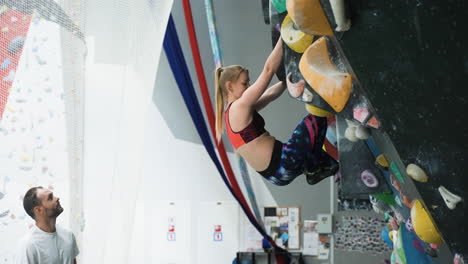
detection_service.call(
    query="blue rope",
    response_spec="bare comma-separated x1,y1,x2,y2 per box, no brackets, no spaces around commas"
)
163,16,290,260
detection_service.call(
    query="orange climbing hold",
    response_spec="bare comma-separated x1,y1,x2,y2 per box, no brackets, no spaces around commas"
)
286,0,333,36
401,194,413,209
299,37,352,112
367,116,381,129
391,174,402,192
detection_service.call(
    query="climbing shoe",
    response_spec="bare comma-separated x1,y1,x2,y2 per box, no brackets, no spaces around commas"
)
305,163,339,185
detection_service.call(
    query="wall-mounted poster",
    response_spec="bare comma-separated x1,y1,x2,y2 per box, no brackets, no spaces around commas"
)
197,201,239,264
318,235,330,260
303,220,319,256
152,201,191,264
263,206,300,250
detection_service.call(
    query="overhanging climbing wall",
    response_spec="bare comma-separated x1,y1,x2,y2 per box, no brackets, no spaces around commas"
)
265,0,467,262
335,0,468,258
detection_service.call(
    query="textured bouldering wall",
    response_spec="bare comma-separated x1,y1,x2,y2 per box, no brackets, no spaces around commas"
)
333,0,468,257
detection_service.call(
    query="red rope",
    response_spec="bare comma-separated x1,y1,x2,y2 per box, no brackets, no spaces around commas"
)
181,0,255,219
181,3,289,259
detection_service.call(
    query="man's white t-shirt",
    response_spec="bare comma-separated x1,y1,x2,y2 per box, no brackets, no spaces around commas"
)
15,225,79,264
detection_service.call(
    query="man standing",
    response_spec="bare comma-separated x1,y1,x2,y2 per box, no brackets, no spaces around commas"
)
15,187,79,264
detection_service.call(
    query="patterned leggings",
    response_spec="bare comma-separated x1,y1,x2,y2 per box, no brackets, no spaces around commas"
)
259,114,337,186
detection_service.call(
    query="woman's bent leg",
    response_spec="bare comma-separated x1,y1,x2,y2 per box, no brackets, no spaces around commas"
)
265,114,338,186
266,114,318,185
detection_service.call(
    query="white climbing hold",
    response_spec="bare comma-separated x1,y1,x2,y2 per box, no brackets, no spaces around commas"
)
3,70,15,82
345,119,359,127
406,163,428,182
355,125,370,140
35,55,46,65
329,0,351,32
302,88,313,102
344,126,358,142
438,186,462,210
405,218,414,233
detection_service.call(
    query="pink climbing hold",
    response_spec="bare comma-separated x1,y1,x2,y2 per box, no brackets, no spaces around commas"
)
412,239,425,253
454,254,465,264
286,73,305,98
390,217,399,231
361,169,379,188
367,116,381,129
353,107,370,123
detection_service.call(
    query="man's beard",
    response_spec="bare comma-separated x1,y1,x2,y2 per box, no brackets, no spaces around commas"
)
47,204,64,218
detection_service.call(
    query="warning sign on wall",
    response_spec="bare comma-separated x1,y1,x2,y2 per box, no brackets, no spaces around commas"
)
213,225,223,242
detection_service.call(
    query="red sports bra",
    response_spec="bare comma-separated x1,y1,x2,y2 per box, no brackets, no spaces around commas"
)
225,103,266,150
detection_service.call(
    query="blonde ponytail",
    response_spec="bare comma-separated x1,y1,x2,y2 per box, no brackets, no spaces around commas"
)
214,65,248,144
215,67,225,143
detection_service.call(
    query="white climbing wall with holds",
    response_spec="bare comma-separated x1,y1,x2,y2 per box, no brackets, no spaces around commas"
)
0,13,71,263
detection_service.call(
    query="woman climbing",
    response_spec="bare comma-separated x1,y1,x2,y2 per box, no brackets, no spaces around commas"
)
214,38,339,186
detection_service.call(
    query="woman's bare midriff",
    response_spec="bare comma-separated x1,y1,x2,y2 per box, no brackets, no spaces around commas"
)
237,132,276,172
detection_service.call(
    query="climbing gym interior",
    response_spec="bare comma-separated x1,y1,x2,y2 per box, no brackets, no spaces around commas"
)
0,0,466,264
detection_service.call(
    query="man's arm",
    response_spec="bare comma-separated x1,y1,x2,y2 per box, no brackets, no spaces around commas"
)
71,232,79,263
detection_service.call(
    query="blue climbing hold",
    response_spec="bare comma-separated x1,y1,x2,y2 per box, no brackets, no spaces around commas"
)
382,226,393,248
1,58,10,69
8,36,25,54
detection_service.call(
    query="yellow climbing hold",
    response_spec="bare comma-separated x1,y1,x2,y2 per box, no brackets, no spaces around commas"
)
286,0,333,36
411,200,443,244
305,104,333,117
299,37,352,112
376,154,389,168
281,15,314,53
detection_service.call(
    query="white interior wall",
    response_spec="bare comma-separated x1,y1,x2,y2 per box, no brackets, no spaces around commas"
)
142,86,278,263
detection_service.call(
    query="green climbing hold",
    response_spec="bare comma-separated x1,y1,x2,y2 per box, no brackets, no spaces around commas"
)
384,212,392,221
390,161,405,183
0,5,8,16
395,195,403,207
371,192,396,206
272,0,287,13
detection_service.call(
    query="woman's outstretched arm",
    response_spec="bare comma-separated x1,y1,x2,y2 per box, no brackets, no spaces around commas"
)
236,38,283,108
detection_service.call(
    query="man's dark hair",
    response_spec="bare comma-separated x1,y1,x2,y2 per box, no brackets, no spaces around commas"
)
23,187,43,219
